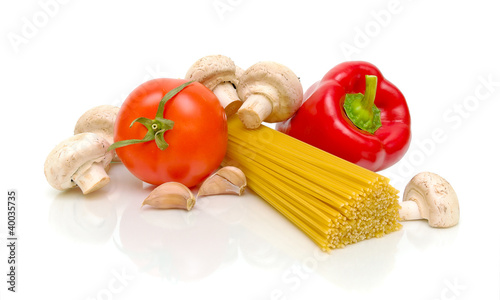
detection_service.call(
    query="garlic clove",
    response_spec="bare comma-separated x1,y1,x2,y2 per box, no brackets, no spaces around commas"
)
198,166,247,197
142,182,195,210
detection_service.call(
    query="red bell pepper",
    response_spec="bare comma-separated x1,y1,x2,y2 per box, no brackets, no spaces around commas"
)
276,61,411,172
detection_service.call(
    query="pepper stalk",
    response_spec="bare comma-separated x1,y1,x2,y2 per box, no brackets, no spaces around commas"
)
343,75,382,134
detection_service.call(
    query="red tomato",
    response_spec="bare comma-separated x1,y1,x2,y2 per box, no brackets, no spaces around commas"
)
114,78,227,187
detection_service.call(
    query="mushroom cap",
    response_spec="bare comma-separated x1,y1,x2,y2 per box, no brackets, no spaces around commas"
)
235,65,245,79
44,133,113,191
403,172,460,228
185,55,238,90
74,105,120,145
237,61,303,123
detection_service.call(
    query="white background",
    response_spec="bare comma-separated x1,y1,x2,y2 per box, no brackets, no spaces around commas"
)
1,0,499,299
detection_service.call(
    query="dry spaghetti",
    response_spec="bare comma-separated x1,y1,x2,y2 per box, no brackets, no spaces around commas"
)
223,116,401,252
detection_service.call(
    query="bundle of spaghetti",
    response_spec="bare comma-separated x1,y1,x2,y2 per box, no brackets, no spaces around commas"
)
223,116,402,252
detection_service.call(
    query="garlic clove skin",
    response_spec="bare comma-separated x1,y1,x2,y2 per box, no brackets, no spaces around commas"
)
142,182,196,211
198,166,247,197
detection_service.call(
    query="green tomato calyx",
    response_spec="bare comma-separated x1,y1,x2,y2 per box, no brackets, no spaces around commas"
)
108,81,193,152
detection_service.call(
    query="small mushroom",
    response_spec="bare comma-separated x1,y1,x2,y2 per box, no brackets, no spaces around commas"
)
44,133,113,194
236,61,303,129
399,172,459,228
197,166,247,197
74,105,120,162
142,182,195,210
185,55,243,117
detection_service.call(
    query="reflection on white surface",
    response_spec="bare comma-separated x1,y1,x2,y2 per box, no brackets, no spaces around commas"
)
116,199,236,281
47,164,411,290
40,160,489,300
319,230,403,291
49,189,118,244
403,220,460,251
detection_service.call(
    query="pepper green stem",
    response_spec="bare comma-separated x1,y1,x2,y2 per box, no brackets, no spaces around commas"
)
362,75,377,110
343,75,382,134
108,81,193,152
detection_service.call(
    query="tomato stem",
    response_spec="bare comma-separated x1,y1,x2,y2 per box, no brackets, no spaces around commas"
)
108,81,194,151
155,81,194,119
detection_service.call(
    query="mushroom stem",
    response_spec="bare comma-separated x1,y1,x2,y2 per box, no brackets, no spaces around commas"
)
72,162,110,195
237,94,273,129
399,200,422,221
213,82,243,117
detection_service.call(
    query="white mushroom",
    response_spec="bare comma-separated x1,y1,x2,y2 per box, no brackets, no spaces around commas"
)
74,105,120,161
236,61,303,129
185,55,243,117
399,172,459,228
44,133,113,194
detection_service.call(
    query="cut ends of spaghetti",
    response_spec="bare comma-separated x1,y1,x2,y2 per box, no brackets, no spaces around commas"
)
224,116,401,252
